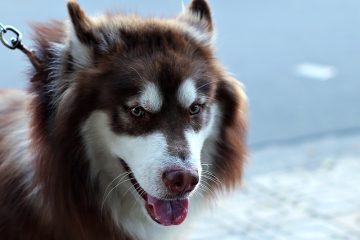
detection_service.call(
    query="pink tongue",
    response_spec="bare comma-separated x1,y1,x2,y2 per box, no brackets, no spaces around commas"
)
146,195,189,226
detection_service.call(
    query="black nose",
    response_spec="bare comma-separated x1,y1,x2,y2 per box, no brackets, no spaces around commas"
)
162,169,199,194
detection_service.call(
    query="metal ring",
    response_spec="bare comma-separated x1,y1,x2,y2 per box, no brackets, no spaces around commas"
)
0,23,5,33
0,25,22,50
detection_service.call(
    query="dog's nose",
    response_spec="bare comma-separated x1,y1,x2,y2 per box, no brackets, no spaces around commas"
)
162,169,199,194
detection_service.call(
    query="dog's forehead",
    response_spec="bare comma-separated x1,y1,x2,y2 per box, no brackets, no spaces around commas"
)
105,24,216,110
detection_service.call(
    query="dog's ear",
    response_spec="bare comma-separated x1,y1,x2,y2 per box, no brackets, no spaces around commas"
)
67,0,98,46
66,1,120,66
188,0,213,31
178,0,213,43
66,1,102,68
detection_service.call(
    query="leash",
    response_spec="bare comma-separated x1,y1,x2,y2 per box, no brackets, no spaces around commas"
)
0,22,42,71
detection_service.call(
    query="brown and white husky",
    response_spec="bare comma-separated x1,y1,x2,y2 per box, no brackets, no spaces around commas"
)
0,0,247,239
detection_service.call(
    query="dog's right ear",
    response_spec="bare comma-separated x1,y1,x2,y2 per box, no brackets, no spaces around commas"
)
67,0,98,46
66,1,102,68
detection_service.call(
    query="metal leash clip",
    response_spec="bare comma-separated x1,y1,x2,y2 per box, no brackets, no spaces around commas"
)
0,23,22,50
0,22,42,72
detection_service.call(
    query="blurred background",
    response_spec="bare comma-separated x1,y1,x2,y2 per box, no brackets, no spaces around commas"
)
1,1,359,239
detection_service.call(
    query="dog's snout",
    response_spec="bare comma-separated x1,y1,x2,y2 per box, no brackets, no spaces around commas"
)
162,169,199,194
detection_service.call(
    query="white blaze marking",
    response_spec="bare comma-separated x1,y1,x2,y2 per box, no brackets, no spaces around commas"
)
140,82,163,112
295,63,337,81
177,79,197,108
184,104,218,170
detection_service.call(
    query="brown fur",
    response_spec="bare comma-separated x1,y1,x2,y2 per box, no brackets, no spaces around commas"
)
0,1,247,239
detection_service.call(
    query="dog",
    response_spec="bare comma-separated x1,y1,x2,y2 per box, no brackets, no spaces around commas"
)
0,1,247,239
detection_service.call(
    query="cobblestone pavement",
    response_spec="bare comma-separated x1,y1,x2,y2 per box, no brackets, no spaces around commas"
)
191,135,360,240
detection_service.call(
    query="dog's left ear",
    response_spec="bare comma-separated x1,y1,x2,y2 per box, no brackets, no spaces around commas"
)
178,0,214,43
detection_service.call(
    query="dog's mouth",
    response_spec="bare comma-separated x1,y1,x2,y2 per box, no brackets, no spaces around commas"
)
119,159,189,226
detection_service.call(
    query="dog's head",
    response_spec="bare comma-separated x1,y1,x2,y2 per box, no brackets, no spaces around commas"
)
31,0,247,229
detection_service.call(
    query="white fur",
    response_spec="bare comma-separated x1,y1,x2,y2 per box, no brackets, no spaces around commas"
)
127,82,164,112
177,79,197,108
67,21,93,68
176,7,214,46
140,82,163,112
185,104,219,169
0,100,33,169
182,23,214,45
110,132,170,197
81,111,118,180
0,95,48,218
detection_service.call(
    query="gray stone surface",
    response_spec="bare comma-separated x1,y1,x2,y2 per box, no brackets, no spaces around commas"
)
191,135,360,240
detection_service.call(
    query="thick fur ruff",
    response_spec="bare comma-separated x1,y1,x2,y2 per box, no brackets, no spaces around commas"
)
0,1,247,239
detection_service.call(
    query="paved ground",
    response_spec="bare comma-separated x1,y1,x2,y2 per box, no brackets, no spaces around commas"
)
191,134,360,240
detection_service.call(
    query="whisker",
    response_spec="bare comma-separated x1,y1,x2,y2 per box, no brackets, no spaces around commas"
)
201,173,219,183
192,189,205,199
129,66,146,82
101,177,133,215
202,175,222,188
197,185,211,195
103,171,131,199
120,180,138,200
202,170,222,184
102,172,130,204
199,183,216,195
130,187,145,209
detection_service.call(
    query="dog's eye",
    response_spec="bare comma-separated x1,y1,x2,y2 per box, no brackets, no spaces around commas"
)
189,103,202,115
130,106,145,117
